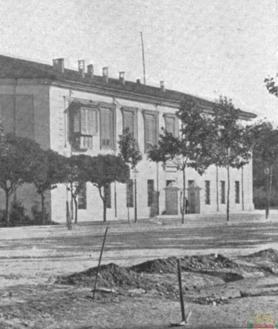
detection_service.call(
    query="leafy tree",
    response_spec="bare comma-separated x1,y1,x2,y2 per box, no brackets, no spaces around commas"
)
31,149,66,224
247,121,278,218
0,132,42,225
118,128,142,222
212,97,252,222
149,97,214,224
83,154,130,223
63,155,88,224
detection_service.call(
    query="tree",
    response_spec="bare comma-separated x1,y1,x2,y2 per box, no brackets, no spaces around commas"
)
63,155,88,224
84,154,130,223
212,97,252,222
118,128,142,222
247,121,278,218
148,97,215,224
0,132,42,225
31,149,66,224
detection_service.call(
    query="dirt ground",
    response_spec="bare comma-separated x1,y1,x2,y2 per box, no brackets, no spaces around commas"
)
0,216,278,328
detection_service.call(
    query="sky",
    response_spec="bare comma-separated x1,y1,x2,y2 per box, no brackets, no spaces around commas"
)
0,0,277,121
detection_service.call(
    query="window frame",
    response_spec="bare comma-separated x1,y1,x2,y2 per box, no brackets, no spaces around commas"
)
121,106,138,140
147,179,155,207
99,103,116,150
163,113,179,137
205,180,210,205
235,181,240,204
78,183,87,210
220,180,226,204
142,110,159,153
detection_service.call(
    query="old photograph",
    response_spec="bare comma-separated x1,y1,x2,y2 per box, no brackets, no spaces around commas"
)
0,0,278,328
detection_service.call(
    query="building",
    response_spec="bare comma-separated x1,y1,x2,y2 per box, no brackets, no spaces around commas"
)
0,55,256,222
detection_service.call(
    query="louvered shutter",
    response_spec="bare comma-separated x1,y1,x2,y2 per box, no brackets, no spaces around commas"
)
80,107,88,135
165,116,175,135
123,110,134,136
88,109,97,136
0,95,14,133
101,108,114,148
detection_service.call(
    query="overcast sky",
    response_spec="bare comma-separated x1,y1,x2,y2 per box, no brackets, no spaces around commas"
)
0,0,277,121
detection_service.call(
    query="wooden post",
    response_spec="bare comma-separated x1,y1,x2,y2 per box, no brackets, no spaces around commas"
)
177,259,186,323
92,226,109,300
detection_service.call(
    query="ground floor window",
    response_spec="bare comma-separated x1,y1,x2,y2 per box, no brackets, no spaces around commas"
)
220,181,225,204
235,181,240,204
205,180,210,205
104,184,111,208
147,179,154,206
78,183,87,209
126,179,134,207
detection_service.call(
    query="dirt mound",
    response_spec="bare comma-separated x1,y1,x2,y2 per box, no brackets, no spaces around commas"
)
243,249,278,262
56,263,146,289
131,254,238,274
130,257,177,273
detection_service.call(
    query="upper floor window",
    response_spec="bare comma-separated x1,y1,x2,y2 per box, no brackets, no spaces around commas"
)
69,103,97,151
100,107,115,149
143,111,158,152
164,114,179,137
122,107,137,138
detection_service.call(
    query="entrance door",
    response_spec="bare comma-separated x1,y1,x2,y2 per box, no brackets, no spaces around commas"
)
165,186,179,215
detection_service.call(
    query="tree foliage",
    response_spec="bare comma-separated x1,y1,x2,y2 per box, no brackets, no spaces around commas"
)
148,97,215,223
118,128,142,169
31,149,66,224
82,154,130,222
0,133,42,224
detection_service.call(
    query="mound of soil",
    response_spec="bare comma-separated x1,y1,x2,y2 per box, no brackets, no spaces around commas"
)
56,263,146,289
243,249,278,262
131,254,239,274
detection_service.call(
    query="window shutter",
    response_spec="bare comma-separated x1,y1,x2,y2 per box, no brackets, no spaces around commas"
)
88,109,97,136
101,108,113,148
73,110,80,133
165,116,175,135
80,107,88,135
123,110,134,136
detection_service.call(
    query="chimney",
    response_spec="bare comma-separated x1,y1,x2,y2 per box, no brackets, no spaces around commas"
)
102,67,109,83
87,64,94,78
78,60,85,77
136,78,141,85
160,80,165,92
119,71,125,85
52,58,64,73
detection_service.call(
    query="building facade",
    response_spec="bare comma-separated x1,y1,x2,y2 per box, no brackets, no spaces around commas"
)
0,55,255,222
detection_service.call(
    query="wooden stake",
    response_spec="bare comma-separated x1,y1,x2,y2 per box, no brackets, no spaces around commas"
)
177,259,186,323
92,226,109,300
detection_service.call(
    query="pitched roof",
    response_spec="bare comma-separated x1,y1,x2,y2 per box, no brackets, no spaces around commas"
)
0,54,256,118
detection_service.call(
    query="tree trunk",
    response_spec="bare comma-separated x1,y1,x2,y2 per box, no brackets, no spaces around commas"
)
181,167,186,224
134,177,137,223
216,166,219,212
4,190,10,225
41,192,46,225
73,196,78,224
103,197,107,223
226,165,230,222
265,169,271,219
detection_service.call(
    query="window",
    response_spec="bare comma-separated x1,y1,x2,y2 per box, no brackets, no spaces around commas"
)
69,104,97,150
126,179,134,207
122,109,136,137
235,181,240,204
205,180,210,205
78,183,87,209
147,179,154,207
188,180,195,188
220,181,225,204
143,111,158,152
164,114,178,137
104,184,111,208
100,107,115,149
